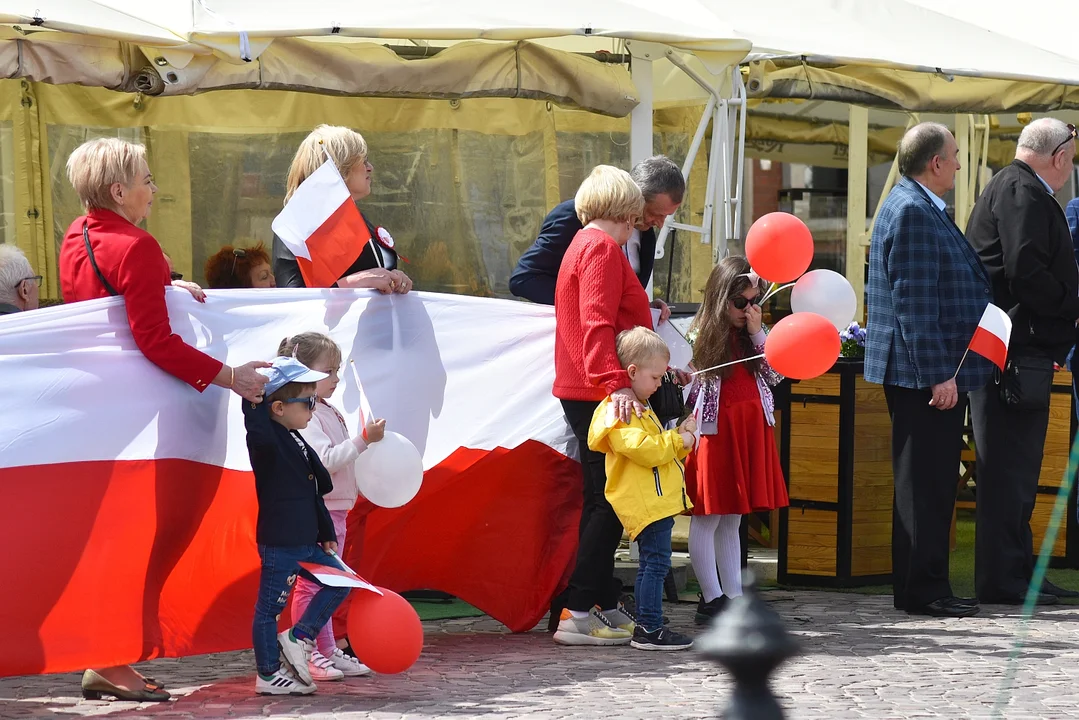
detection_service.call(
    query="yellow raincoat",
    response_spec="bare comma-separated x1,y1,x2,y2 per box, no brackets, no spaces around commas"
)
587,397,693,541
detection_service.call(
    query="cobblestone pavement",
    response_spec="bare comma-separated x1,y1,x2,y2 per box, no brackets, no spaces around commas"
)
2,590,1079,719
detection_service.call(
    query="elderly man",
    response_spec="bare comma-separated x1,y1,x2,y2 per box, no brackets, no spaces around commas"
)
0,245,40,315
509,155,684,321
865,122,993,618
966,117,1079,605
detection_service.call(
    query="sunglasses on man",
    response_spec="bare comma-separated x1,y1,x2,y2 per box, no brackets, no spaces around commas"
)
1052,123,1077,157
283,395,318,411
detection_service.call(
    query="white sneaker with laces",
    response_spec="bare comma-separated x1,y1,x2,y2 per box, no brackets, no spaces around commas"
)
308,650,345,681
330,647,372,677
255,667,316,696
277,629,315,686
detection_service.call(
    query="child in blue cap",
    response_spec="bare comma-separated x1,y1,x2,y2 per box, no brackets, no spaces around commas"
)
244,356,349,696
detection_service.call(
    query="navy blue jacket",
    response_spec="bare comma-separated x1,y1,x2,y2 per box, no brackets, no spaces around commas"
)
1065,197,1079,269
243,398,337,547
967,160,1079,364
864,176,993,392
509,199,657,305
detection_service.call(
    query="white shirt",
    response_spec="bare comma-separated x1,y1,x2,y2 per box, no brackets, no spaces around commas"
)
915,181,947,212
624,229,641,274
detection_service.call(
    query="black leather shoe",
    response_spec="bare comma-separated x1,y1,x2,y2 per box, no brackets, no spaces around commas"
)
953,596,979,607
1041,580,1079,598
907,597,980,618
980,592,1059,606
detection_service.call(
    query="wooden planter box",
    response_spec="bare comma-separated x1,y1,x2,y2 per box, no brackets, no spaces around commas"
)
773,362,1079,588
774,358,892,587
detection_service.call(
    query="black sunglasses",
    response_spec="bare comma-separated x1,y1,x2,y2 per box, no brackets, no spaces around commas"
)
731,295,761,310
283,395,318,411
1052,124,1077,157
14,275,42,290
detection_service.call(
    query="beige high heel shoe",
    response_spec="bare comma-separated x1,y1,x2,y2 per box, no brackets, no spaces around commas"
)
81,666,171,702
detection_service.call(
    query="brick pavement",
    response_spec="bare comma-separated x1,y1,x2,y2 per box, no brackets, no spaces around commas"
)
2,590,1078,719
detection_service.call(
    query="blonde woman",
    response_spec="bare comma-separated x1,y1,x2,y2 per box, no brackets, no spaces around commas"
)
272,125,412,293
550,165,653,647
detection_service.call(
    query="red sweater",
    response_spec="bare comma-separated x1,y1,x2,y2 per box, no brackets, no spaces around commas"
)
553,227,653,401
59,209,223,391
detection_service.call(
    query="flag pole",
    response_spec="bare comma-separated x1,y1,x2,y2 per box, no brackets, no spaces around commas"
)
952,347,970,380
349,359,369,440
691,353,765,376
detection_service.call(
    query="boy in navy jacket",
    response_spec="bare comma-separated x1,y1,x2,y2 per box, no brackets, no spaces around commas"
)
244,356,349,696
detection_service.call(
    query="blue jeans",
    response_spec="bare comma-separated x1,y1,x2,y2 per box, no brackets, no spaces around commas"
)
634,516,675,633
253,544,350,675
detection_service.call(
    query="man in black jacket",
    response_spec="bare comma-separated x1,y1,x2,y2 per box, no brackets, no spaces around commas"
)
966,117,1079,605
509,155,684,321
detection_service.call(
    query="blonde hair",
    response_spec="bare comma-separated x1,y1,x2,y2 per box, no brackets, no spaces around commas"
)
615,327,670,369
284,125,369,204
66,138,147,212
277,332,342,369
574,165,645,226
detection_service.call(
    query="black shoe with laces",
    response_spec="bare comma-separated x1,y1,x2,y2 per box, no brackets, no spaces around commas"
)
630,625,693,651
694,593,728,625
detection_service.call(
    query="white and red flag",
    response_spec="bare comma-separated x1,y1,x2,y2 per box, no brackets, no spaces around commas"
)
0,289,578,676
967,303,1012,371
271,159,370,287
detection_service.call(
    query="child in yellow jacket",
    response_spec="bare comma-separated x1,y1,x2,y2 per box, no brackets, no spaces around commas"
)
588,326,697,651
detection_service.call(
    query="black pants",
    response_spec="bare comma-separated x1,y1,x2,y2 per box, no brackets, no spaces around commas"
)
969,377,1050,600
558,399,625,612
884,385,966,609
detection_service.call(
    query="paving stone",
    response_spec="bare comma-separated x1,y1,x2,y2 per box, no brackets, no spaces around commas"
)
1,591,1078,718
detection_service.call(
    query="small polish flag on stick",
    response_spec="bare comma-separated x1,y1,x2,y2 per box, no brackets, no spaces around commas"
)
271,157,370,288
298,561,383,593
955,303,1012,376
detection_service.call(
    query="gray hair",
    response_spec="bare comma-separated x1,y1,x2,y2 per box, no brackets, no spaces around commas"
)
898,122,952,177
1017,117,1074,156
0,244,33,305
630,155,685,204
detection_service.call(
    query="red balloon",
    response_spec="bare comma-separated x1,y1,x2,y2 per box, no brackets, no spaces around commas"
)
346,587,424,674
764,312,840,380
745,212,814,283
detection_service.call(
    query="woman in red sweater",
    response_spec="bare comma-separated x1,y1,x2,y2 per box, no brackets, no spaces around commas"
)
551,165,655,646
58,138,269,702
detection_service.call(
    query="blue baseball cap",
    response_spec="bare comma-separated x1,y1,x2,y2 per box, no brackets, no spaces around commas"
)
259,356,328,396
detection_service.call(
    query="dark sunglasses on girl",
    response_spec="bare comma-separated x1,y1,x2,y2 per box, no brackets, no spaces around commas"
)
731,295,761,310
284,395,318,411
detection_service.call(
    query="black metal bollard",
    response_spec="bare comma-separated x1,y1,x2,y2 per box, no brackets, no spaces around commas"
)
695,571,799,719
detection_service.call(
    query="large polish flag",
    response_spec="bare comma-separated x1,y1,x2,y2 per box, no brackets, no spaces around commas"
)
967,302,1012,371
0,290,580,676
271,159,370,287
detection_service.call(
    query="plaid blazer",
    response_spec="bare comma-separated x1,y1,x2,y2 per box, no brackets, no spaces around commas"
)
864,177,994,392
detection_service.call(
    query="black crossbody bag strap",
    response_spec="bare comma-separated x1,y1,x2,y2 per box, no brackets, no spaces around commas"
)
82,221,119,297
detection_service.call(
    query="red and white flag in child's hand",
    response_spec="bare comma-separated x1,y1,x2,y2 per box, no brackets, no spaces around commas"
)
271,158,372,288
967,303,1012,371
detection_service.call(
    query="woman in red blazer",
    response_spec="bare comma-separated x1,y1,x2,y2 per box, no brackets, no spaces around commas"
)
549,165,657,645
58,138,270,702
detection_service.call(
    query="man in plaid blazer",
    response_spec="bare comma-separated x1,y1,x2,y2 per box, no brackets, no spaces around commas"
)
865,122,993,618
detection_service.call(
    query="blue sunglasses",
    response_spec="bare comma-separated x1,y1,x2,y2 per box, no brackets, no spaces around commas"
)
283,395,317,411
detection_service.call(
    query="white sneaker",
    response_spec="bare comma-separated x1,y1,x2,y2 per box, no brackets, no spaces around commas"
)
308,650,345,681
277,629,314,686
330,647,372,677
255,667,316,696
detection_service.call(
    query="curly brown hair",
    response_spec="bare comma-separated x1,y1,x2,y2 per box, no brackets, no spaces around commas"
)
204,243,271,289
689,256,768,381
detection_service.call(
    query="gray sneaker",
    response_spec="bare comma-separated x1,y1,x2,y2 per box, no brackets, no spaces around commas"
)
553,607,632,646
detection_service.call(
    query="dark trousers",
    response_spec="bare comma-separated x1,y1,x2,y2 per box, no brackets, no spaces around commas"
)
969,378,1050,600
558,399,625,612
884,385,965,609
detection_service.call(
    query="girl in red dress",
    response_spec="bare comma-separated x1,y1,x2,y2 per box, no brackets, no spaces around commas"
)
684,256,789,624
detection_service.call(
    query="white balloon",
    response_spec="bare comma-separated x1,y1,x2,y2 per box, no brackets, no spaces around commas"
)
790,269,857,330
355,431,424,508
